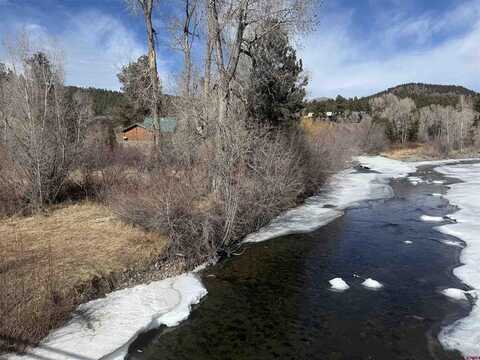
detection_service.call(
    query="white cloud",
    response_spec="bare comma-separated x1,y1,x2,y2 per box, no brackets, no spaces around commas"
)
59,11,146,89
0,8,174,91
299,1,480,98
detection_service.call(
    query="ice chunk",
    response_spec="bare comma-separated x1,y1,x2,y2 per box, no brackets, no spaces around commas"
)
408,176,423,185
404,240,413,245
361,278,383,289
431,193,442,197
440,240,464,248
441,288,468,301
329,277,350,291
433,180,445,184
420,215,444,222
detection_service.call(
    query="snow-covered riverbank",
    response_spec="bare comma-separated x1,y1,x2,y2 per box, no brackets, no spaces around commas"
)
435,162,480,357
3,274,207,360
244,156,416,243
5,156,479,360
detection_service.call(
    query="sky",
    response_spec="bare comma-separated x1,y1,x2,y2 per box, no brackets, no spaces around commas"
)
0,0,478,98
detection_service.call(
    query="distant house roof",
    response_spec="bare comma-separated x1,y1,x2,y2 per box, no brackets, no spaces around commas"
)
122,117,177,134
143,117,177,133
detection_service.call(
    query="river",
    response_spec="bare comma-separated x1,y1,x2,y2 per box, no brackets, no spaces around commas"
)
126,163,475,359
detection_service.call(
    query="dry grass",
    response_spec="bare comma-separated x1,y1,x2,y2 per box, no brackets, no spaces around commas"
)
380,143,454,161
382,143,480,161
1,202,167,284
0,202,167,350
300,118,334,137
381,143,431,160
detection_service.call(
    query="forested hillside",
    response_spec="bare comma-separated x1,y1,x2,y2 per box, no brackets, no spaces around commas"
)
305,83,479,115
366,83,478,108
65,86,125,116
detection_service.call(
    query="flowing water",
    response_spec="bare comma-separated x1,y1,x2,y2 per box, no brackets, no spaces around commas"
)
127,165,474,360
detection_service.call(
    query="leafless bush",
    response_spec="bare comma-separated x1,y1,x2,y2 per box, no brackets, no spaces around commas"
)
77,144,147,201
109,162,217,260
2,35,89,212
356,116,388,153
299,124,361,191
0,235,77,352
109,122,311,258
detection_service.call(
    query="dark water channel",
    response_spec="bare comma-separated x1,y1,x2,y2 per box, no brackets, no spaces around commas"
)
128,165,474,360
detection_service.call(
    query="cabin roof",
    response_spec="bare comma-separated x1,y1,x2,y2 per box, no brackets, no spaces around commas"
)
122,117,177,133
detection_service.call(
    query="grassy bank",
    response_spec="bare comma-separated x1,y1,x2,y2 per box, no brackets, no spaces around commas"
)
381,143,480,161
0,202,173,352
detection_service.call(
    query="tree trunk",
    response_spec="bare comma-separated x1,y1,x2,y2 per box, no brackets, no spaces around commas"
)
142,0,160,143
204,0,213,98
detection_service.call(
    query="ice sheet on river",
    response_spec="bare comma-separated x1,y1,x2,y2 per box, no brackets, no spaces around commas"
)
3,274,207,360
244,156,416,243
434,162,480,357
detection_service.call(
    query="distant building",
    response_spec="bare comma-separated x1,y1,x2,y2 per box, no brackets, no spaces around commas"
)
326,111,333,117
122,117,177,142
305,112,315,118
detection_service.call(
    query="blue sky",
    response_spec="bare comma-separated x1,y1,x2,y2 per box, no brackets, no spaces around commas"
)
0,0,478,98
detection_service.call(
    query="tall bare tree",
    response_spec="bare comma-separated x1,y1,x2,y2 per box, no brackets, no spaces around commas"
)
0,63,10,144
170,0,200,97
126,0,161,126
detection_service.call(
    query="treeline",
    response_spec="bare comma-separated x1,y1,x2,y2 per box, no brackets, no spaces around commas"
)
65,86,125,116
305,83,479,117
305,95,370,114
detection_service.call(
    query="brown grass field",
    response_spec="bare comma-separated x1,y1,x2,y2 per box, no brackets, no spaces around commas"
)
0,202,167,349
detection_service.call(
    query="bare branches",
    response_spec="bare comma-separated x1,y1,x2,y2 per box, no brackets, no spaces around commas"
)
1,34,90,211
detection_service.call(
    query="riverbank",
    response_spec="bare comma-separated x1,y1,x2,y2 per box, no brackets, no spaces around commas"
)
0,156,419,360
4,156,480,360
435,162,480,357
126,158,476,359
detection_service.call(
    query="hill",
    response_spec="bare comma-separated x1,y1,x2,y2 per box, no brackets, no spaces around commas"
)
365,83,477,108
305,83,479,114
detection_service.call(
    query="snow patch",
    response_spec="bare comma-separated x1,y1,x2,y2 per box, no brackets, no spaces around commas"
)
361,278,383,290
420,215,444,222
442,288,468,301
5,274,207,360
431,193,442,197
432,180,445,184
329,277,350,291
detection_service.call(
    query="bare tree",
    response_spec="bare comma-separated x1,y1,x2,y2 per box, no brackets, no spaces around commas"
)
2,35,89,211
203,0,213,97
208,0,318,124
0,63,10,144
370,94,416,144
126,0,161,127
